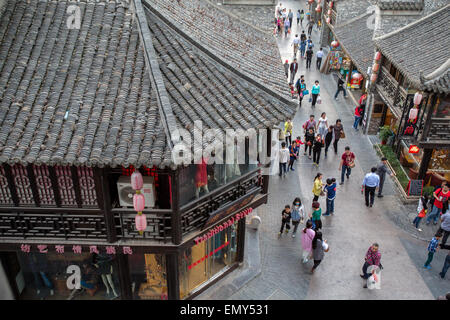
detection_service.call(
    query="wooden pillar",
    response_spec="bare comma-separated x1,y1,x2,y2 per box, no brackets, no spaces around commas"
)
237,217,246,263
166,253,180,300
70,167,83,208
171,169,182,245
48,166,62,207
95,167,116,243
418,148,433,180
117,253,132,300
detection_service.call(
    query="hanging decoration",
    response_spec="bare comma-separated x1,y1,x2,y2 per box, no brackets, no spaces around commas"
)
131,171,146,235
315,5,322,12
331,40,339,48
374,51,381,61
413,92,423,106
326,17,331,24
352,73,363,80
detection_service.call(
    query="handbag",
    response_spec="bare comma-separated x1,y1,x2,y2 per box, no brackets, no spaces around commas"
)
320,190,325,197
317,96,322,104
303,89,309,95
308,96,312,103
348,161,355,168
340,131,346,139
322,241,329,252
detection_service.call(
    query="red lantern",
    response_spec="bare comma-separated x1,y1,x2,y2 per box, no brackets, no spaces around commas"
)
331,40,339,48
326,17,331,24
308,0,314,4
317,0,321,3
409,107,418,121
371,73,377,82
330,1,334,8
408,145,420,154
414,92,423,105
131,171,143,190
133,193,145,212
315,5,322,12
374,51,381,61
372,63,380,73
135,213,147,233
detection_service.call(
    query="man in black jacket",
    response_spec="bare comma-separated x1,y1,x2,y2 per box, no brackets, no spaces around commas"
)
289,58,298,84
305,48,313,69
334,75,348,100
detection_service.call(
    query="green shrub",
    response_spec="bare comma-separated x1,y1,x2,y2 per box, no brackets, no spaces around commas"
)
423,186,434,197
378,144,410,191
378,125,393,143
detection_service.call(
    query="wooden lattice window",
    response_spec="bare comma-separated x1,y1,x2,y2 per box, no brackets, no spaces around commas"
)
0,166,13,205
33,165,56,206
77,167,97,207
55,166,77,206
11,164,34,205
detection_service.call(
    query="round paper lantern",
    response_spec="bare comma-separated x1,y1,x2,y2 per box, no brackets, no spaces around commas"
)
315,5,322,12
374,51,381,61
327,9,332,15
372,63,380,73
371,73,378,82
409,107,418,121
326,17,331,24
135,213,147,233
330,1,334,8
133,193,145,212
131,171,143,190
331,40,339,48
414,92,423,105
308,0,314,4
317,0,321,3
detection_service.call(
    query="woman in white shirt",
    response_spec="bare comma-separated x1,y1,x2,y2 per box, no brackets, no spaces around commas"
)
317,112,328,139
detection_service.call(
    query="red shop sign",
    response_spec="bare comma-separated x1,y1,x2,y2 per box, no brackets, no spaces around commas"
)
409,145,420,154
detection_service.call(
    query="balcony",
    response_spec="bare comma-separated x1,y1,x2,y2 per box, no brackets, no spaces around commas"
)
419,118,450,148
376,66,407,118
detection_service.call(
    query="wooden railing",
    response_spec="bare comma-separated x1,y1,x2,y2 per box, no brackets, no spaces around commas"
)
180,168,261,237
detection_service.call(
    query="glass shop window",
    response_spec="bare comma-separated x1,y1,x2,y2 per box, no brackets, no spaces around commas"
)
179,221,239,299
14,252,121,300
179,146,258,206
128,253,168,300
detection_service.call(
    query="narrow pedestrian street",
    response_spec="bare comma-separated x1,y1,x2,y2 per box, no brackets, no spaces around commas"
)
200,0,448,300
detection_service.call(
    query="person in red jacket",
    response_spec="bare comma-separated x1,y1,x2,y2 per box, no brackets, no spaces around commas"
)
353,105,363,131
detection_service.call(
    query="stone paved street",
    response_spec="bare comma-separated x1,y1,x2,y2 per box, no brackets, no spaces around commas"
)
198,0,449,300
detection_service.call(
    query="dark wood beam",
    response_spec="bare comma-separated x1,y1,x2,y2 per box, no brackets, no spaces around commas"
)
171,169,182,245
418,148,433,180
48,166,62,207
70,166,83,208
96,167,117,243
166,253,180,300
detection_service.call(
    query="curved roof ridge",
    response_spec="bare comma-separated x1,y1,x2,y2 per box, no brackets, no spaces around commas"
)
142,0,296,107
421,58,450,80
132,0,178,150
374,3,450,41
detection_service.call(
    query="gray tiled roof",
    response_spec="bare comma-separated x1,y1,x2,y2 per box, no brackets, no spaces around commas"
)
333,13,375,76
0,0,170,168
377,0,424,10
334,0,376,26
143,0,290,99
0,0,296,168
220,4,275,32
375,4,450,91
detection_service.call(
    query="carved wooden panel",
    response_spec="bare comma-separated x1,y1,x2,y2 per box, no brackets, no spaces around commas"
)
77,167,97,207
181,172,261,236
0,167,13,205
114,212,172,242
11,165,34,205
55,166,77,206
33,165,56,206
0,213,107,239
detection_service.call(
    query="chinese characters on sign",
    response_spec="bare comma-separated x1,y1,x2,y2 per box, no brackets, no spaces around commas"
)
19,244,129,255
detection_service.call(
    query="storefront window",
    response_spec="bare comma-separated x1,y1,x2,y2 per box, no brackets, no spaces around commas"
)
179,162,258,206
179,221,239,299
15,252,121,300
128,253,168,300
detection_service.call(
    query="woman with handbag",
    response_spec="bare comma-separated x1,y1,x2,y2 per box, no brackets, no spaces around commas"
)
284,119,293,145
332,119,344,154
312,172,325,202
311,231,329,274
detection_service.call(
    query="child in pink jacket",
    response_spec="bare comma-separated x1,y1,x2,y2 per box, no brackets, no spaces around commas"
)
301,220,316,263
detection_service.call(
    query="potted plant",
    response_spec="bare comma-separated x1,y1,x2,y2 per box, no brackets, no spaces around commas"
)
378,125,392,145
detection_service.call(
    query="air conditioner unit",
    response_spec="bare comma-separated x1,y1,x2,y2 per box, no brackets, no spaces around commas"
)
117,176,156,208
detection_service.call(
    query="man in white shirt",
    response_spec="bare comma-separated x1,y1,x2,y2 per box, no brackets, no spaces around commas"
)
292,34,300,57
279,142,290,177
316,47,324,70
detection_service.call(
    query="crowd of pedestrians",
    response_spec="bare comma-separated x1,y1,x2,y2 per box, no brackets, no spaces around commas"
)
274,2,449,295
